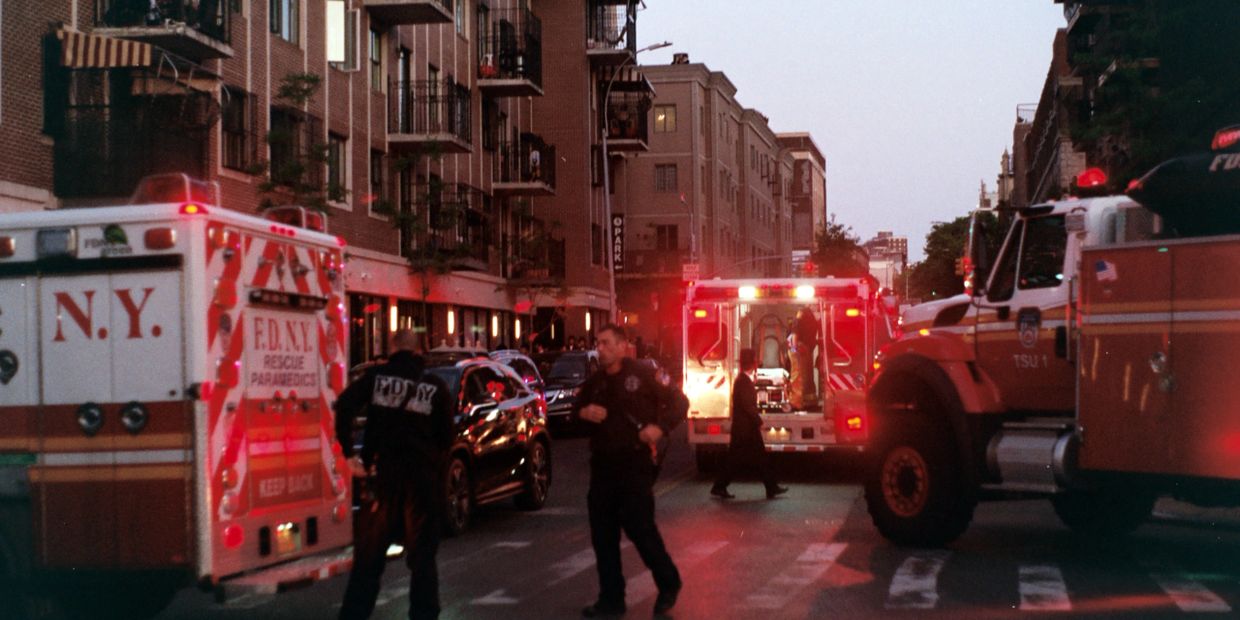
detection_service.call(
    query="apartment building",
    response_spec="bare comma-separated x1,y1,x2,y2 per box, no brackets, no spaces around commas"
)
1,0,576,364
776,132,826,272
612,55,804,359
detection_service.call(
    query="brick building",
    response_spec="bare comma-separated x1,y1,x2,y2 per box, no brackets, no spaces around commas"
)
775,132,826,273
0,0,604,364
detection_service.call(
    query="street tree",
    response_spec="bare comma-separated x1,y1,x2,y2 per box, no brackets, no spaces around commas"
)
809,215,868,278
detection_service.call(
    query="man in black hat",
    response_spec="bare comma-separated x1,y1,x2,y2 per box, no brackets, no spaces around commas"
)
711,348,788,500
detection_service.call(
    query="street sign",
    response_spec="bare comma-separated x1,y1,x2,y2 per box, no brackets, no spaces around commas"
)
682,262,699,281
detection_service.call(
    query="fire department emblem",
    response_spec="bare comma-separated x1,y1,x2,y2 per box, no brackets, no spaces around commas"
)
625,375,641,392
1017,309,1041,349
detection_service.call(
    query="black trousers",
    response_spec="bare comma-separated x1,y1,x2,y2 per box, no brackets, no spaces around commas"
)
339,470,441,620
588,454,681,606
714,438,779,490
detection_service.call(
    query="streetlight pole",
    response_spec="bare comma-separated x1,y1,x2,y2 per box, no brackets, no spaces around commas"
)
601,40,671,323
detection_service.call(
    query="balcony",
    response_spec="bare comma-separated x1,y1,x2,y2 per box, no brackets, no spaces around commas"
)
401,184,490,272
94,0,233,60
587,0,636,67
508,234,566,283
603,91,650,152
478,8,542,97
389,80,472,154
364,0,452,26
493,134,555,197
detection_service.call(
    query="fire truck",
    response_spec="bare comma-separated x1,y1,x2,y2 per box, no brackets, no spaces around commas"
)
0,175,353,616
683,277,896,471
864,128,1240,546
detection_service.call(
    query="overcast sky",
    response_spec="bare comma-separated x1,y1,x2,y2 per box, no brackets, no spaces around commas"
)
636,1,1067,261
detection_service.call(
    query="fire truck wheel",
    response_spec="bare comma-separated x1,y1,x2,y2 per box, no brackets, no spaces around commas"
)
1050,487,1155,537
864,416,974,547
515,439,552,511
443,456,473,537
694,446,720,474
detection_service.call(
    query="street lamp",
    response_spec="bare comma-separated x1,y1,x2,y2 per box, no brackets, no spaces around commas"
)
601,40,672,323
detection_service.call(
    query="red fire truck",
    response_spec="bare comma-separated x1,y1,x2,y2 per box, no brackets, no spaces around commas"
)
683,278,897,471
864,129,1240,546
0,175,353,616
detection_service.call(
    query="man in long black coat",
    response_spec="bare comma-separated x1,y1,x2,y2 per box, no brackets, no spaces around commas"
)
710,348,788,500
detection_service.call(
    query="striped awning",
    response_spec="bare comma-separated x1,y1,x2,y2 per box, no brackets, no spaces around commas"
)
610,66,655,94
57,29,153,68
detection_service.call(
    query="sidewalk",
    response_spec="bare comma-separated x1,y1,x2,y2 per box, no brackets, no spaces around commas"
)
1150,498,1240,530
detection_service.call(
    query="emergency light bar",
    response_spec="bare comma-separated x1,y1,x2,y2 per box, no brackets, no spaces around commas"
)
130,173,219,206
691,283,859,301
265,205,330,234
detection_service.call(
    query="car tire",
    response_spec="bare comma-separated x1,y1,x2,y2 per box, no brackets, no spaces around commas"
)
864,415,974,547
515,440,551,511
443,456,472,537
1051,486,1154,537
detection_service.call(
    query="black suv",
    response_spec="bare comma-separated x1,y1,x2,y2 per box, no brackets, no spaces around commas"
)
533,351,599,425
350,356,552,536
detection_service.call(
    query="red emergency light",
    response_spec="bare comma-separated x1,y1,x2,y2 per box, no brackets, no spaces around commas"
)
1076,167,1108,189
1212,126,1240,152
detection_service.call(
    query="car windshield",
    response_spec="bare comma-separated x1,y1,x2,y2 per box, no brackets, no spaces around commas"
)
546,357,588,382
424,367,463,407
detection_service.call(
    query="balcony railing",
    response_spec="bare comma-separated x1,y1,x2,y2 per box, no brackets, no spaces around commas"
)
493,135,555,197
364,0,452,25
508,235,566,281
604,92,649,151
95,0,233,60
401,183,490,271
389,80,472,154
587,0,636,66
478,8,542,97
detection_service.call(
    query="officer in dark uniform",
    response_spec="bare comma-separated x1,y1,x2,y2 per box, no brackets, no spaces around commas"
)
575,324,687,618
710,348,788,499
334,329,453,620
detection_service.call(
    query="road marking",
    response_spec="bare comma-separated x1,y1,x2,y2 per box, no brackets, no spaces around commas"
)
654,468,695,498
374,585,409,609
547,541,632,586
471,589,520,606
520,506,582,516
1019,564,1072,611
223,593,272,610
744,542,848,610
625,541,729,603
441,540,534,570
1149,573,1231,613
494,541,533,549
885,550,950,610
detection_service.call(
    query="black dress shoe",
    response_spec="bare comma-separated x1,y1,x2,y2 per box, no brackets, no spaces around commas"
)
654,582,682,614
766,485,789,499
581,601,626,617
710,486,734,499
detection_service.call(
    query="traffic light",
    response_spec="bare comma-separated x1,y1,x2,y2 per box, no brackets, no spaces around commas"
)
802,259,817,276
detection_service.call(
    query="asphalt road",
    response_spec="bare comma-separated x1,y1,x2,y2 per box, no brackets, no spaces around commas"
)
155,425,1240,619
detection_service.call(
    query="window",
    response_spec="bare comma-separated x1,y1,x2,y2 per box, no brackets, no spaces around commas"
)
654,164,677,192
329,9,359,71
482,98,499,150
656,225,678,251
222,87,254,171
592,224,603,265
369,29,383,91
270,0,299,43
654,105,676,133
370,150,386,209
269,107,301,186
1017,215,1067,290
455,0,468,37
987,220,1023,303
327,134,347,201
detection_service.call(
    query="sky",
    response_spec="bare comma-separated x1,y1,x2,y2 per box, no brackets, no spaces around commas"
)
636,1,1068,262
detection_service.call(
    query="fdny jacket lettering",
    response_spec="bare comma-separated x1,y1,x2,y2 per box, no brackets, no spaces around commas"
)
372,375,439,415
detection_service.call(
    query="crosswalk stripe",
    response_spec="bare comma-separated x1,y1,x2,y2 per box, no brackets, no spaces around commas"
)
1019,564,1072,611
744,542,848,610
1149,573,1232,613
624,540,729,604
546,541,633,587
885,550,950,610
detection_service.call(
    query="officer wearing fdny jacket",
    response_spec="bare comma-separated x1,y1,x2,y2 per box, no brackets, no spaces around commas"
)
334,329,452,620
575,324,687,618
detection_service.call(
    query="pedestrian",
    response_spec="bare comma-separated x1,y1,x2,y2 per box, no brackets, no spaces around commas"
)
575,324,687,618
711,348,788,500
334,329,453,620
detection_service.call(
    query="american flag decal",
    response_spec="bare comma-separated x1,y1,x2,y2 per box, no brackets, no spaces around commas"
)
1095,259,1118,282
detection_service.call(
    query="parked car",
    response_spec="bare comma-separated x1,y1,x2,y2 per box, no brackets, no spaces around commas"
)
533,350,599,425
489,349,547,396
348,356,552,536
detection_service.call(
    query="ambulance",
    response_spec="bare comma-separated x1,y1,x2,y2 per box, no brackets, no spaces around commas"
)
683,277,896,471
864,128,1240,546
0,175,353,615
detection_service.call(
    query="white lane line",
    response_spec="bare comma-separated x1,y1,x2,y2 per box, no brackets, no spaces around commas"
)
625,541,730,604
471,589,520,606
494,541,532,549
1019,564,1072,611
547,541,633,586
885,551,950,610
374,585,409,608
441,540,534,570
1149,573,1231,613
744,542,848,610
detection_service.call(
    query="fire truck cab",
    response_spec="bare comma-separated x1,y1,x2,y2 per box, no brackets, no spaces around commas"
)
0,175,353,616
866,129,1240,546
683,278,896,471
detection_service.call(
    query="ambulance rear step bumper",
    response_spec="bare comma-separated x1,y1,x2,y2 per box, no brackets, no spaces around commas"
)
214,547,353,601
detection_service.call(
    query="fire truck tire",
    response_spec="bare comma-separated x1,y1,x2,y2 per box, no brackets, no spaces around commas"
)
864,416,974,547
515,439,552,511
443,455,473,537
694,446,720,474
1050,487,1155,537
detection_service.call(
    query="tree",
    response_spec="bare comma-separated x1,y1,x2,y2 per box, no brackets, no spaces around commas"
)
500,203,569,348
253,73,345,211
809,215,868,278
905,212,1005,302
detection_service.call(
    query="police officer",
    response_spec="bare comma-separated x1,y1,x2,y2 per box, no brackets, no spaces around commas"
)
711,348,788,500
335,329,452,620
576,324,686,618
